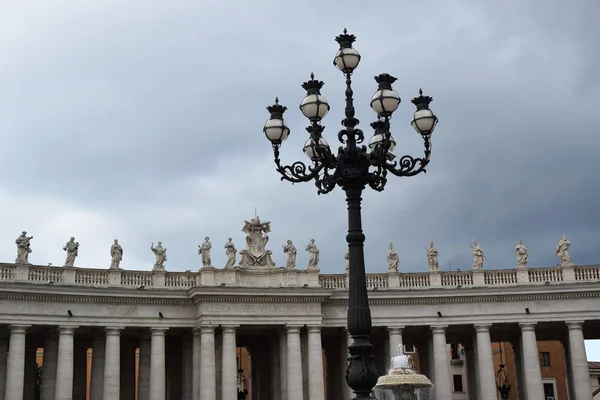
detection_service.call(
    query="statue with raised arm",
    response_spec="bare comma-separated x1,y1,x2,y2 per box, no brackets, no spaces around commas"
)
282,240,297,269
516,240,528,269
198,237,212,268
470,239,485,270
556,234,573,267
151,241,167,271
387,242,399,273
427,240,439,271
110,239,123,269
15,231,33,264
224,238,236,269
305,239,320,270
344,248,350,273
63,237,79,267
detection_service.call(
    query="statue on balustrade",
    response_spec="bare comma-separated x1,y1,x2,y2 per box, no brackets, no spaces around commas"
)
63,237,79,267
224,238,236,269
470,239,485,270
427,240,439,271
198,237,212,268
151,241,167,271
556,234,573,267
15,231,33,264
282,240,297,269
305,239,320,270
387,242,399,272
110,239,123,269
344,248,349,273
516,240,528,269
238,216,276,268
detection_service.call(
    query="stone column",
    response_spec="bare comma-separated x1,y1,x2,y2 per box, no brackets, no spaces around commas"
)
40,333,59,400
138,335,151,400
192,329,201,400
150,328,167,400
286,325,303,400
278,329,287,400
474,324,496,400
4,325,29,400
307,327,325,400
54,326,77,400
463,340,478,400
510,339,525,400
200,326,216,400
72,340,88,400
431,326,451,399
566,321,594,400
387,327,403,368
518,323,544,399
0,334,8,400
89,334,105,400
102,328,122,400
221,326,237,400
181,338,193,400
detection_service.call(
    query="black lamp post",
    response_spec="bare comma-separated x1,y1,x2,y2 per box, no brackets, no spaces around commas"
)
263,29,439,400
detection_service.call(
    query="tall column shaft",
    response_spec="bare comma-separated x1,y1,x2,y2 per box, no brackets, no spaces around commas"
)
510,340,526,400
519,323,544,399
0,335,7,400
182,338,193,400
221,326,238,400
431,326,451,399
567,321,594,400
89,334,105,400
138,336,151,400
4,325,29,400
387,327,403,369
474,325,497,400
199,326,216,400
192,330,201,400
40,334,59,400
149,329,167,400
102,328,121,400
279,329,288,400
307,327,325,400
54,326,77,400
286,326,303,400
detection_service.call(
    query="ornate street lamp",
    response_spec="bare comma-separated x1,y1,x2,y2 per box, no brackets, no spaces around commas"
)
263,29,439,399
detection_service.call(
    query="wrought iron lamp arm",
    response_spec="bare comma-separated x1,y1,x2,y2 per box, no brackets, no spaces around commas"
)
384,134,432,177
272,145,325,183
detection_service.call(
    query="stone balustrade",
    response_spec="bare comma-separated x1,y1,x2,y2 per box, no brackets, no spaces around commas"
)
1,262,599,290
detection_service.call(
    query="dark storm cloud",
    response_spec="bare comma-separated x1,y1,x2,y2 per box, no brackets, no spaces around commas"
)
0,0,598,273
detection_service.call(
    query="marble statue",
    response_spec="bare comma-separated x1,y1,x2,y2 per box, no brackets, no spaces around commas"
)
427,240,439,271
110,239,123,269
344,248,349,273
516,240,528,269
63,237,79,267
224,238,236,269
15,231,33,264
305,239,320,270
470,239,485,270
239,216,276,268
282,240,297,269
151,242,167,271
556,234,573,267
387,242,399,273
198,237,212,268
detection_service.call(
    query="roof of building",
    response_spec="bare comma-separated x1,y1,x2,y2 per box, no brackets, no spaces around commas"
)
589,361,600,370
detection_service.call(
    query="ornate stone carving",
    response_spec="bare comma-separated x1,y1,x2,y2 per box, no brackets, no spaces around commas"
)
282,240,297,269
63,237,79,267
305,239,320,270
110,239,123,269
15,231,33,264
224,238,236,269
387,243,399,272
556,234,573,267
238,216,276,268
470,239,485,270
516,240,528,269
427,240,439,271
151,242,167,271
198,237,212,268
344,248,350,273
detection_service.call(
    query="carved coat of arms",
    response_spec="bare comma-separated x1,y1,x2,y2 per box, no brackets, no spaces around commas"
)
239,216,276,268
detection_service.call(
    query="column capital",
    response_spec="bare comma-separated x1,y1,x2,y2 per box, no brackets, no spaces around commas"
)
431,325,447,334
220,325,238,334
9,324,30,334
199,324,215,333
105,327,123,336
58,326,78,335
150,327,168,336
474,324,492,333
387,327,403,335
307,326,322,334
286,325,303,334
566,320,585,330
518,322,537,331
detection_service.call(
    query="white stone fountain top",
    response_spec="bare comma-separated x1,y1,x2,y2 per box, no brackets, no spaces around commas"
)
375,344,433,389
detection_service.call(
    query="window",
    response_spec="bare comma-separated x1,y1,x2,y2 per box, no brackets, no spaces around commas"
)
451,344,461,360
453,374,463,392
543,382,555,397
540,352,551,366
404,344,414,353
597,376,600,386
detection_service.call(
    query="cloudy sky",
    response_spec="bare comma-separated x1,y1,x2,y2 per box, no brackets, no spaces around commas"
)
1,0,600,352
